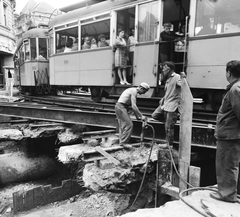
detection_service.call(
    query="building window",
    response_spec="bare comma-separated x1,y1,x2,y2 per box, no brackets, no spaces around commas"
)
3,3,7,26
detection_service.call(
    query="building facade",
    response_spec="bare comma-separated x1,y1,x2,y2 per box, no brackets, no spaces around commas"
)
0,0,16,87
15,0,60,42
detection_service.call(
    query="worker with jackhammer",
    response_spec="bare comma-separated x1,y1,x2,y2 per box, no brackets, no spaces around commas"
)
115,82,150,148
152,61,186,148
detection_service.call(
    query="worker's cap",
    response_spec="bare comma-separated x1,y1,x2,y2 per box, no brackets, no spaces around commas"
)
140,82,150,91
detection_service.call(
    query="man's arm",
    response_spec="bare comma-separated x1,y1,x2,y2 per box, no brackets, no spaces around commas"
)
131,93,145,120
160,32,177,41
231,87,240,122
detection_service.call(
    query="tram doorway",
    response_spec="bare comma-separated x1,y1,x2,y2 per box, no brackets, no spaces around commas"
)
159,0,190,74
115,7,136,85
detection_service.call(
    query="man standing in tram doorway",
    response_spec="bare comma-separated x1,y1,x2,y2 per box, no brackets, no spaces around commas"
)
152,61,185,148
115,83,150,148
210,60,240,203
159,23,179,63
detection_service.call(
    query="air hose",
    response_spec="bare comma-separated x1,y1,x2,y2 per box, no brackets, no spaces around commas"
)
130,121,222,217
129,122,155,210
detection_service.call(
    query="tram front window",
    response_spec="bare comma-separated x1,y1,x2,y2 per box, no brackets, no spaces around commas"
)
30,38,36,60
24,42,30,61
195,0,240,36
38,38,47,60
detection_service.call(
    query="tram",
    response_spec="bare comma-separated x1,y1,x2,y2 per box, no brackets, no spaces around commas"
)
14,26,50,94
15,0,240,111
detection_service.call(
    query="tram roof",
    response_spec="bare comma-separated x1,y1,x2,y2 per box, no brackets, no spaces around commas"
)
49,0,142,28
22,27,49,39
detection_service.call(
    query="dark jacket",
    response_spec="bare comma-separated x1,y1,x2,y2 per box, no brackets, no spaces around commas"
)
214,79,240,140
160,31,178,54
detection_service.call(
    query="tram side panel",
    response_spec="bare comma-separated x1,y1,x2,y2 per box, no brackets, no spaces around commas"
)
50,49,114,86
187,36,240,111
134,42,159,89
187,36,240,89
20,62,49,86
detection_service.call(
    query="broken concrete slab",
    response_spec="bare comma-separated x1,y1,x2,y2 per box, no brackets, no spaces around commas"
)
0,129,23,140
82,144,166,191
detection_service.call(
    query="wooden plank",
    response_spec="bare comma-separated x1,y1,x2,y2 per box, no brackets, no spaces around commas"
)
95,146,120,165
188,166,201,188
160,182,179,199
179,77,193,193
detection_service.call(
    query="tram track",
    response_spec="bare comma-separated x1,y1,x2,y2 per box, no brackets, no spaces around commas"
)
21,94,217,124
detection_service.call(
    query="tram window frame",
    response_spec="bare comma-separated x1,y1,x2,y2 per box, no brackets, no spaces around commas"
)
55,25,79,53
19,45,25,65
49,29,54,56
24,41,30,62
195,0,240,36
80,18,111,50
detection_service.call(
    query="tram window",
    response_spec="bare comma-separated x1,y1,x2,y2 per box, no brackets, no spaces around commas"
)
19,46,24,65
138,2,158,42
55,26,78,53
24,42,30,62
81,19,110,49
38,38,47,60
30,38,36,60
195,0,240,36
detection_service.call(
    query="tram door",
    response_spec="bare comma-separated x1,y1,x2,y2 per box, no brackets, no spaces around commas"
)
134,1,161,87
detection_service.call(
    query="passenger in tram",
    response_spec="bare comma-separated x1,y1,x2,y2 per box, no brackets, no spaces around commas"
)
56,45,64,53
159,23,179,63
197,18,216,36
64,38,73,52
25,52,30,61
71,38,78,51
127,28,137,75
210,60,240,203
152,61,186,148
115,82,150,148
82,36,91,50
98,34,109,47
114,29,130,85
90,37,98,49
35,50,46,61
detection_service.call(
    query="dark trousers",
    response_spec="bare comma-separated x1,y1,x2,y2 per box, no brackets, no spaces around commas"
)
152,106,178,146
115,103,133,145
216,139,240,201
